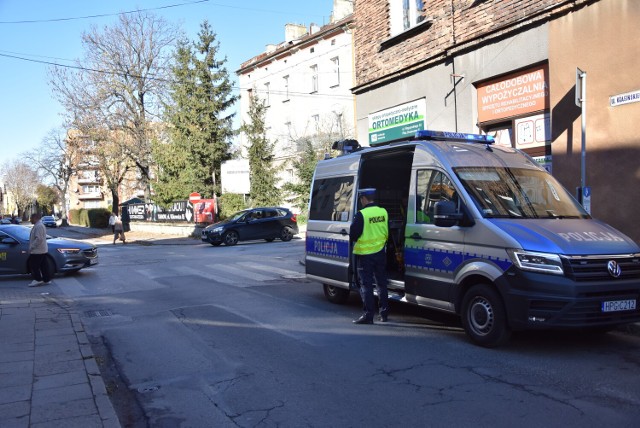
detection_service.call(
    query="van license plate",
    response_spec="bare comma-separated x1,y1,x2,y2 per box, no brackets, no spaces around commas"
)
601,299,636,312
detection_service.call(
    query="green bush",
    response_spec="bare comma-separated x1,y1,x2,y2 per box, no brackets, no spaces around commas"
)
68,208,111,228
219,193,248,220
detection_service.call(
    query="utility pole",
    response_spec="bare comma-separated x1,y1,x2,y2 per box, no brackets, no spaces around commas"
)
575,67,590,213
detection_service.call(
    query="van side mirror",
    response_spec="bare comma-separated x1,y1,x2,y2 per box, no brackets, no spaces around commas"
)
434,200,463,227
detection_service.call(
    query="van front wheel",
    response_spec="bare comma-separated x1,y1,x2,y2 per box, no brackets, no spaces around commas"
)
323,284,350,304
461,284,511,347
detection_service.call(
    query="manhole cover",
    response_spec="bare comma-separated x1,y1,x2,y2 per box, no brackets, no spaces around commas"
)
84,310,114,318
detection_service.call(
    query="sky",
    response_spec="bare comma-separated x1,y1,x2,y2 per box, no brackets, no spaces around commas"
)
0,0,335,164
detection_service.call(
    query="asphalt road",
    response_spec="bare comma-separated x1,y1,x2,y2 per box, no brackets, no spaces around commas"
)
38,227,640,427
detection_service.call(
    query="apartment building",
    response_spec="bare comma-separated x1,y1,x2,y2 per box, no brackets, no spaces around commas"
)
352,0,640,241
236,0,355,207
66,131,142,214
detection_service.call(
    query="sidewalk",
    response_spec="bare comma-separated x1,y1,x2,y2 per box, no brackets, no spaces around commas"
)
0,288,120,427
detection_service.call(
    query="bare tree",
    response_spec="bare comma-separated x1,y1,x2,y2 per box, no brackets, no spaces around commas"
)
1,160,40,219
49,11,178,201
24,128,78,226
67,124,133,216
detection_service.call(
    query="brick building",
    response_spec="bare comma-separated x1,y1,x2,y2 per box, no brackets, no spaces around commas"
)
352,0,640,241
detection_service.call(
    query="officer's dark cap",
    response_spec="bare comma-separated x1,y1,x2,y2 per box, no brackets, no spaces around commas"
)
357,188,376,197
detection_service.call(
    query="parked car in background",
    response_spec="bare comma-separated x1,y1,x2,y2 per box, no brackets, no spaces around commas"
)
201,207,299,246
42,215,58,228
0,224,98,279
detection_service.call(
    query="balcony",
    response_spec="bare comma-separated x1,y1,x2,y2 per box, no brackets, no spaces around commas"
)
77,177,103,185
77,192,103,200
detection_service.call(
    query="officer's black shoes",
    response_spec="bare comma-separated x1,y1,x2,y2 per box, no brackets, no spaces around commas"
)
353,315,374,324
378,314,388,322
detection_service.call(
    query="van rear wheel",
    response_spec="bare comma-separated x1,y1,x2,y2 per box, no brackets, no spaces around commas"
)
461,284,511,347
323,284,350,304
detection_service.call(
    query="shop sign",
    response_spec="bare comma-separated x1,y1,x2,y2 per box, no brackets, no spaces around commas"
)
126,201,193,222
368,98,426,145
514,113,550,149
477,65,549,123
610,90,640,107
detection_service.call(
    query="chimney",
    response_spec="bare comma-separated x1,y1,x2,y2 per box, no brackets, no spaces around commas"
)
285,23,307,42
309,23,321,34
331,0,354,23
265,44,277,53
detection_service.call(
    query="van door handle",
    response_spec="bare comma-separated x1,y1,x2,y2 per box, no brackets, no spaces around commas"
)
410,232,422,240
340,229,348,235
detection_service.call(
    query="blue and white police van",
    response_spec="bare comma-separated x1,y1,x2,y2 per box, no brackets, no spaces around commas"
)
305,130,640,347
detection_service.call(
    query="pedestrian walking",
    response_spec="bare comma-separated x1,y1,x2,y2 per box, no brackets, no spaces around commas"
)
108,212,116,233
28,213,51,287
350,188,389,324
112,212,126,244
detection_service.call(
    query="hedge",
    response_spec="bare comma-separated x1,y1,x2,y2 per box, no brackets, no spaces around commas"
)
68,208,111,228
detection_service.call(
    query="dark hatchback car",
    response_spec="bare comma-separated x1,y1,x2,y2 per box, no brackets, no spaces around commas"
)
0,224,98,278
42,215,58,228
201,207,299,246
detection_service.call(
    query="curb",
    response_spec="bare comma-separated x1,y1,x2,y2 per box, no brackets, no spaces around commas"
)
45,295,122,428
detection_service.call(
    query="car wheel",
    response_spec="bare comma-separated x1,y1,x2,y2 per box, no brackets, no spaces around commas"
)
223,230,239,246
211,242,222,246
461,284,511,347
265,238,275,242
280,226,293,242
323,284,350,304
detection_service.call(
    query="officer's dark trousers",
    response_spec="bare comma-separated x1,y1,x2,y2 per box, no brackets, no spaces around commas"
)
356,249,389,320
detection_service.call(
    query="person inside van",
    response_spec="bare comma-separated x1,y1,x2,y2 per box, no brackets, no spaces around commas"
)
416,195,430,223
350,188,390,324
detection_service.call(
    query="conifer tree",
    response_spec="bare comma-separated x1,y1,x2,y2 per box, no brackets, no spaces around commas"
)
241,95,281,207
154,21,237,204
282,137,318,213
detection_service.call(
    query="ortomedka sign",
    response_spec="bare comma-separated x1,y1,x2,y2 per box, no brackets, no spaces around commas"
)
368,98,426,145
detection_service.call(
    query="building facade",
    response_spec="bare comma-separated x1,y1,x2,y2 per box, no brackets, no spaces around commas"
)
352,0,640,241
236,0,355,208
66,130,143,215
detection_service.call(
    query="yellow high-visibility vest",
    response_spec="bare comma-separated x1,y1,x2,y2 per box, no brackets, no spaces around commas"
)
353,205,388,255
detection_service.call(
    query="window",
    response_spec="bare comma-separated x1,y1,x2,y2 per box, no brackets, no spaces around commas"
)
82,185,100,194
330,57,340,87
416,170,458,224
310,64,318,93
283,75,290,102
390,0,426,36
264,82,270,106
312,114,320,131
309,176,355,221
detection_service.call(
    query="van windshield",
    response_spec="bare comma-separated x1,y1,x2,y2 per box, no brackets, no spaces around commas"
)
454,167,589,219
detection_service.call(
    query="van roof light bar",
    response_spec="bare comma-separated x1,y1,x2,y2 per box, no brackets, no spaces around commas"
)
332,139,361,156
415,130,495,144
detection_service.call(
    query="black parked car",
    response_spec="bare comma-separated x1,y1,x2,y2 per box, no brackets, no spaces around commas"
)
201,207,299,246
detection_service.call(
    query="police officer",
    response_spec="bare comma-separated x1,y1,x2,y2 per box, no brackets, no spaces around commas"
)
350,188,389,324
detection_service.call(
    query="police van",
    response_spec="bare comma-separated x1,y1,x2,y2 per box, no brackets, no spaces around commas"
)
305,130,640,347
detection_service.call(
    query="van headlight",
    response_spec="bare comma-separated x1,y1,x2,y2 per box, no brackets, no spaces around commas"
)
507,249,564,275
